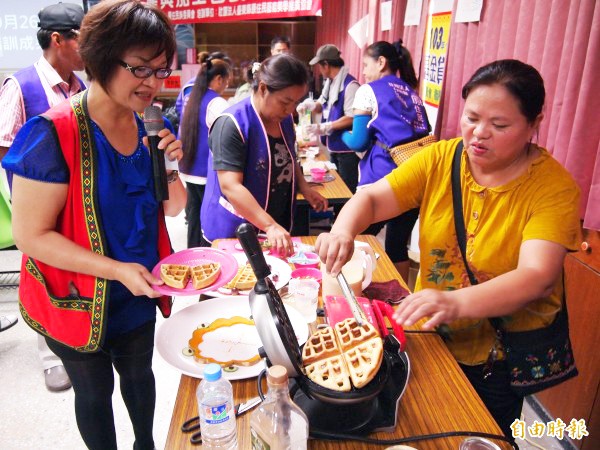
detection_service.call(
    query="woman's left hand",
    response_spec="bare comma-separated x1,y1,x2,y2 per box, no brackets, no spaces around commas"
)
301,187,328,212
142,128,183,162
392,289,462,330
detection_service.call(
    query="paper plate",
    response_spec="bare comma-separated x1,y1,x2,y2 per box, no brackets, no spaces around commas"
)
155,296,308,380
151,248,238,296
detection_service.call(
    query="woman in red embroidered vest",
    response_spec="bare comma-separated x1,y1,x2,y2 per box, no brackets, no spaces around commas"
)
1,1,185,449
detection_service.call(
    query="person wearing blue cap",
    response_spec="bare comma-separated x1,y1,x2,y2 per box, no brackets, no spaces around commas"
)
0,2,86,392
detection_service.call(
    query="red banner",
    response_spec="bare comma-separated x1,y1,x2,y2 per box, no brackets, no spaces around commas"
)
146,0,322,25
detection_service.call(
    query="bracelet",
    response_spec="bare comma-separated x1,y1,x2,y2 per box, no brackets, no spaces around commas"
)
167,170,179,184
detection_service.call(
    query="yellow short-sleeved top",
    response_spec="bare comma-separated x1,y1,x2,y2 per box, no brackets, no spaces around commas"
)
385,138,581,365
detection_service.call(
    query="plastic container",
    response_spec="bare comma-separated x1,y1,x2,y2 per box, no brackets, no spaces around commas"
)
459,437,501,450
290,267,322,284
310,167,327,181
288,251,320,269
196,363,238,449
250,365,309,449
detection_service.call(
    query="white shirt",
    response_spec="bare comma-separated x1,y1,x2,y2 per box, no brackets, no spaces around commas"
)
0,56,84,148
352,84,378,114
180,95,229,185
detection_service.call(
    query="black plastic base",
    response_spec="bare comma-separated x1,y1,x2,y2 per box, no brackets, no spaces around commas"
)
290,350,409,435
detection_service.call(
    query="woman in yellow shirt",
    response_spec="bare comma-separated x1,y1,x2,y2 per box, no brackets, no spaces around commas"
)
316,59,580,441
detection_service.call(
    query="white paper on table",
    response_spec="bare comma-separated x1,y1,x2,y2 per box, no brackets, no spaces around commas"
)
348,14,369,49
380,1,392,31
404,0,423,26
455,0,483,23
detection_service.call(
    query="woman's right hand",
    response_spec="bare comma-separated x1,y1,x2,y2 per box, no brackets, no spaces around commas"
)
113,262,163,298
264,223,293,257
315,232,355,276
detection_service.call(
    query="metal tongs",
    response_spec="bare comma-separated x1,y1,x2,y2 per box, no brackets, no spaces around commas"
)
336,272,368,326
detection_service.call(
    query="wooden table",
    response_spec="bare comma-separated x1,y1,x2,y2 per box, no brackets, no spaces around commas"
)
293,151,353,235
165,236,511,449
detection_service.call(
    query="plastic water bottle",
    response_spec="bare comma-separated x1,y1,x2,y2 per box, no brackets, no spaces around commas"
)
249,365,309,449
196,363,238,449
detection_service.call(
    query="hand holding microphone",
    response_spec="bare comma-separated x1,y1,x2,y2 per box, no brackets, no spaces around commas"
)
144,106,182,201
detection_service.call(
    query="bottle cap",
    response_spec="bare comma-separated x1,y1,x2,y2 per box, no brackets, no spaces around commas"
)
203,363,223,382
267,365,288,385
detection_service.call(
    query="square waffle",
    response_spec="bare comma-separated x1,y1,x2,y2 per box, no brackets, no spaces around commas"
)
301,318,383,391
160,264,191,289
191,262,221,289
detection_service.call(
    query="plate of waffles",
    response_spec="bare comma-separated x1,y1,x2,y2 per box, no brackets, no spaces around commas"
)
155,296,308,380
203,253,292,298
151,248,238,296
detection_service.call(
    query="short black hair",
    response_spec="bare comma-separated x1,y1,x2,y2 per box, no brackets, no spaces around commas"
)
270,35,291,50
37,29,79,50
462,59,545,124
318,58,344,68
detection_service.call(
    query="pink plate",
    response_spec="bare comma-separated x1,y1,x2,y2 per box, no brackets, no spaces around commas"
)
151,248,238,296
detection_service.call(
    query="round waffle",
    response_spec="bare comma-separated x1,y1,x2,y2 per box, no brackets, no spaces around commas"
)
301,318,383,391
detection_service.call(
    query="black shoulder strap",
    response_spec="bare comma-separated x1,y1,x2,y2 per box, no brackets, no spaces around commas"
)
450,140,566,331
450,139,477,288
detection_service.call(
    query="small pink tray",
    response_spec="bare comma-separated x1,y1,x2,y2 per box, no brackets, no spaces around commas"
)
151,248,238,296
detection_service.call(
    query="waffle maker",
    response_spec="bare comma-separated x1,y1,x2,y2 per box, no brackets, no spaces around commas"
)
235,224,410,435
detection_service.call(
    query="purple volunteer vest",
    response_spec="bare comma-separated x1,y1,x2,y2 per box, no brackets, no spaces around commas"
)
5,65,85,189
175,77,195,120
179,88,219,178
358,75,429,186
201,96,297,241
8,65,85,121
322,73,357,153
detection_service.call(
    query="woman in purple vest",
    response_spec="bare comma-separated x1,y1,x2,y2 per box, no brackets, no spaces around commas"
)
178,54,231,248
342,40,430,281
201,54,328,256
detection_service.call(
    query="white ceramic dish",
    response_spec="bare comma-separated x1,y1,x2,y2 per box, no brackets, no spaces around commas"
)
155,296,308,380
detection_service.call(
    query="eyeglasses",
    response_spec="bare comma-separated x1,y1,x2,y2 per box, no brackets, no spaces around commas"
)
117,60,172,80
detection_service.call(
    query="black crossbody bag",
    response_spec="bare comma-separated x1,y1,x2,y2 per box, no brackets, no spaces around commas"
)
450,140,578,396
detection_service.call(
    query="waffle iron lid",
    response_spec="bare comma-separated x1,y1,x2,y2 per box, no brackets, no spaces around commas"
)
236,224,304,376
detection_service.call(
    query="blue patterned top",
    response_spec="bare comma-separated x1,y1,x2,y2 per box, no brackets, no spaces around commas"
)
2,114,173,340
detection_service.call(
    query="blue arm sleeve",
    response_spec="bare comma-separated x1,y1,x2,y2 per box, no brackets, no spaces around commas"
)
341,114,371,151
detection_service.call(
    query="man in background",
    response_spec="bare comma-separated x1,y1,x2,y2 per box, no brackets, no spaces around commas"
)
270,36,291,55
0,2,86,392
298,44,360,193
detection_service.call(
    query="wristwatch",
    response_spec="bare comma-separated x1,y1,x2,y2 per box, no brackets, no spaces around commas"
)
167,170,179,184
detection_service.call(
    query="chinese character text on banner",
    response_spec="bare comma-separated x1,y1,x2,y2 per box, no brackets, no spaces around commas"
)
421,0,452,131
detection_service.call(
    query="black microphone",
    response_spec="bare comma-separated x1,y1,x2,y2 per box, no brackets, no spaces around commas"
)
144,106,169,201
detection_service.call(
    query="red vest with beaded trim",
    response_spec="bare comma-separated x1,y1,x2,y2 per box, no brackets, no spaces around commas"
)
18,92,172,352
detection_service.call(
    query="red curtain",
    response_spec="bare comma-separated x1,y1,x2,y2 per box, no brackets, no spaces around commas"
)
315,0,600,230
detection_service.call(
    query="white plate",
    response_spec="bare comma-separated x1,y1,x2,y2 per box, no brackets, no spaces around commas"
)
155,296,308,380
204,253,292,297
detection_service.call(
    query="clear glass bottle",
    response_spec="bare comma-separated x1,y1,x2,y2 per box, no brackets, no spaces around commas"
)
249,365,309,450
300,92,313,143
196,363,238,449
